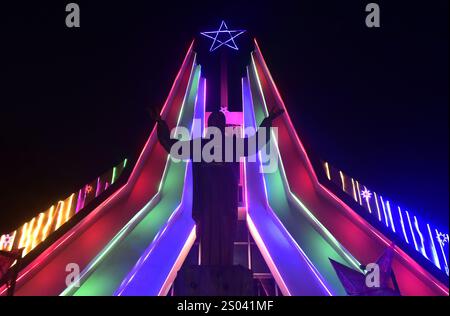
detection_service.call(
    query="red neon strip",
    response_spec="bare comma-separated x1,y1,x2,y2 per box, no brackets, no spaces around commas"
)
1,40,196,296
252,38,448,296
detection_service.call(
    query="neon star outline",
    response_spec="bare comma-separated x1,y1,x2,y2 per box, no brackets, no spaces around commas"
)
200,21,246,52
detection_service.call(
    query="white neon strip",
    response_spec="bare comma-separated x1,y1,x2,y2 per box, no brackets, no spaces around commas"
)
435,229,449,276
397,206,409,244
427,224,440,269
116,65,202,297
158,227,196,296
386,201,396,233
339,171,345,192
246,214,291,296
380,196,389,228
252,39,449,295
364,187,372,214
351,178,358,202
324,162,331,180
247,67,360,293
373,192,382,222
248,61,360,271
355,181,362,205
414,216,427,258
60,58,199,297
406,210,419,251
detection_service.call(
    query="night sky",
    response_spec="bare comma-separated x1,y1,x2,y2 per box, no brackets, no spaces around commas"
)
1,1,448,233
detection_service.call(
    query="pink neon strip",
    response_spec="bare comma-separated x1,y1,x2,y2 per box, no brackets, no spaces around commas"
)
0,40,196,296
253,38,448,295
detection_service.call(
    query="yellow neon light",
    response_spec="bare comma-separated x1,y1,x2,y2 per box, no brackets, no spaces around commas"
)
55,201,65,231
324,162,331,180
24,217,36,256
18,222,28,249
339,171,345,192
65,194,75,222
32,213,45,250
351,178,357,202
356,180,362,205
42,205,55,242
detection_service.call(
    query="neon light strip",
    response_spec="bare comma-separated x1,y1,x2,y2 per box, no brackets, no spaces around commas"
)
249,59,361,271
252,40,449,295
115,202,185,296
253,39,318,182
114,67,202,297
246,158,334,296
325,165,445,275
242,76,293,296
339,171,345,191
246,213,291,296
406,210,419,251
95,178,101,198
23,218,36,255
324,162,331,180
41,206,55,242
351,178,358,202
398,206,410,244
111,167,117,184
386,200,396,233
31,213,45,250
427,224,440,269
380,196,389,227
374,192,382,221
158,227,196,296
414,216,427,258
435,229,449,275
18,223,28,249
245,73,350,295
158,79,206,296
123,68,201,296
62,61,200,297
356,181,362,205
364,186,372,213
54,201,65,231
0,41,196,296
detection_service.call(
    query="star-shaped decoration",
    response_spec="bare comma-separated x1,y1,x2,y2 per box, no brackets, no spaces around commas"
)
437,231,449,246
1,234,14,249
220,106,229,114
329,244,401,296
200,21,246,52
360,187,372,200
85,185,93,194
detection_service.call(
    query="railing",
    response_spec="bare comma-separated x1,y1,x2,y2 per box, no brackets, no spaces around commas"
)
323,161,449,278
0,158,128,257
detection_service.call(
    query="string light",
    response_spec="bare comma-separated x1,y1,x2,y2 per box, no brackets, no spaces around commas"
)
322,163,448,275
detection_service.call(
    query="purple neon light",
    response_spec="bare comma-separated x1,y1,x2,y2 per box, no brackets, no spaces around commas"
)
242,75,332,296
114,76,205,296
95,177,101,198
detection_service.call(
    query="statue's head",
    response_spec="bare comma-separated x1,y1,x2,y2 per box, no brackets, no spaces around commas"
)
207,111,226,133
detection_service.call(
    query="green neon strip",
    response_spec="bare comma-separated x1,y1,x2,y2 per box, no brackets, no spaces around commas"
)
111,167,117,184
123,158,127,169
248,54,361,295
62,63,201,296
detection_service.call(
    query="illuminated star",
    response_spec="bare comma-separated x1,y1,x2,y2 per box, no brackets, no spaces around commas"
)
1,234,14,248
200,21,246,52
437,232,449,246
85,185,93,194
360,187,372,200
